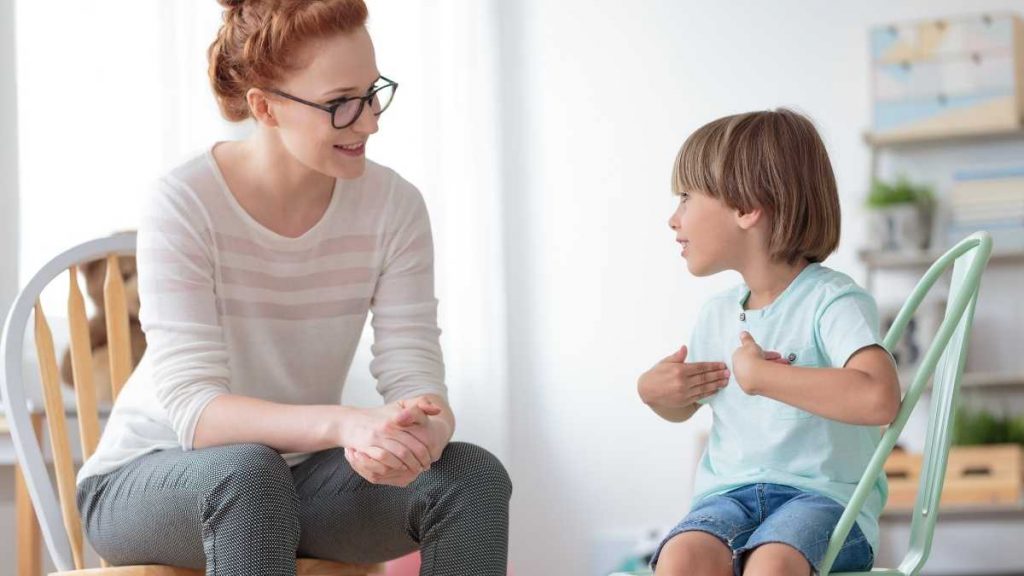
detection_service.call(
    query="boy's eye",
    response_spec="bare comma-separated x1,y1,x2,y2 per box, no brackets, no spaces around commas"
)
680,193,690,203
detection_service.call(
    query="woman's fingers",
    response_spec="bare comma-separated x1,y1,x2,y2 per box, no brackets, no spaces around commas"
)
412,397,443,416
381,436,429,471
391,405,428,427
349,450,416,486
360,445,410,473
348,449,388,478
396,397,442,421
394,427,434,466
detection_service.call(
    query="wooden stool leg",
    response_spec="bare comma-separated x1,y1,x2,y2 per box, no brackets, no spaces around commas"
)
16,412,45,576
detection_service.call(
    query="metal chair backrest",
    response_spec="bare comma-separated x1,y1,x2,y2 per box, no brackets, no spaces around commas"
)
822,231,994,575
1,232,137,572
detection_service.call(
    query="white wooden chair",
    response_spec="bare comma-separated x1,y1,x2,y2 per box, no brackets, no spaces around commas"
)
0,232,383,576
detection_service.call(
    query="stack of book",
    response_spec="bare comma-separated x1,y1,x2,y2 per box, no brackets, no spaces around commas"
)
948,166,1024,251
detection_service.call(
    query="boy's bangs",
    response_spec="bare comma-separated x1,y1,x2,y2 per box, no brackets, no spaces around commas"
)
672,124,724,198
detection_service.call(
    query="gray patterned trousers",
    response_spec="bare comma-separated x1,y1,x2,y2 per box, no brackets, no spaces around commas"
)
77,441,511,576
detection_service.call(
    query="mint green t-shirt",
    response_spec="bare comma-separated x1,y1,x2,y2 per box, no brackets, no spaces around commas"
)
691,263,890,554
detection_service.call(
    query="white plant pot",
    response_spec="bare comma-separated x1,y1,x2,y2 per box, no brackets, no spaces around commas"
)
866,204,931,252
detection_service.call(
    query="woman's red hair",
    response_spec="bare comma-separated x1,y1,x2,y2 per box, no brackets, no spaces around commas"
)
208,0,369,122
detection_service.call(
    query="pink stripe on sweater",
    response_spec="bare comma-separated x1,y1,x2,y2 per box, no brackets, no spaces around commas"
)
220,297,369,320
219,266,375,291
215,233,378,262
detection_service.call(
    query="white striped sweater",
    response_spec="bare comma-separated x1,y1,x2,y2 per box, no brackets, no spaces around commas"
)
78,148,446,483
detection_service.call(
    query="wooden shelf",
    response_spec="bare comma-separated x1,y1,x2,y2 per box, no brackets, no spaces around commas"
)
859,249,1024,270
897,372,1024,393
882,502,1024,521
962,372,1024,389
865,124,1024,149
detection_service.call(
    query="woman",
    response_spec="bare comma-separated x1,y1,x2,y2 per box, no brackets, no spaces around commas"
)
75,1,511,574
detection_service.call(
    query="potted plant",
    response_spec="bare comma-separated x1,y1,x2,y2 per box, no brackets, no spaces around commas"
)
954,406,1024,447
865,176,936,253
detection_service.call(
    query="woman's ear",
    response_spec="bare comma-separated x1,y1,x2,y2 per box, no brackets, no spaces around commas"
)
246,88,279,127
735,207,763,231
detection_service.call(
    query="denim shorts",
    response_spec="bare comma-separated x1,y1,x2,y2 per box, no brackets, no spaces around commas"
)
651,483,874,575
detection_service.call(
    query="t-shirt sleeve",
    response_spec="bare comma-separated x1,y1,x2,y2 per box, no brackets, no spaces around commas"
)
814,288,890,369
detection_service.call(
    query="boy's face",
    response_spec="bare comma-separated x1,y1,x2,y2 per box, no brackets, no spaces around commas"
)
668,189,743,276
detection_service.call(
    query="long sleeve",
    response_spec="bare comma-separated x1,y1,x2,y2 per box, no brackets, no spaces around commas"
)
136,177,231,450
79,153,445,483
369,178,447,402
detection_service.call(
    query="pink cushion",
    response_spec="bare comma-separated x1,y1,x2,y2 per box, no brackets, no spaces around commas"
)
385,551,512,575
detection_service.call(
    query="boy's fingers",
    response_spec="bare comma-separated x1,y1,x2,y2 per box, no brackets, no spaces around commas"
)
660,345,689,364
764,351,781,360
707,369,730,384
683,361,729,375
694,380,726,401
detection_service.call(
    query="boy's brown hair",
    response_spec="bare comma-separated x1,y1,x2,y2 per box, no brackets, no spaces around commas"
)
672,108,840,264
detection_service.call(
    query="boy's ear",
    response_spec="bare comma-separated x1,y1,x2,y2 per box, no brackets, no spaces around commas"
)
734,207,763,230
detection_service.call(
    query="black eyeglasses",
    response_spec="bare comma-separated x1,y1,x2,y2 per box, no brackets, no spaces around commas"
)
266,76,398,129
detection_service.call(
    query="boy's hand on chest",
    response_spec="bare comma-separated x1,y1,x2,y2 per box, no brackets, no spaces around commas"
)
731,331,791,395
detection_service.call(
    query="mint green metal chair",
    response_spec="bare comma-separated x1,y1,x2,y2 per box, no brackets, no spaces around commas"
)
612,232,993,576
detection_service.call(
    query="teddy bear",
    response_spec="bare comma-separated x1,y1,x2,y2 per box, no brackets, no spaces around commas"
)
60,255,146,403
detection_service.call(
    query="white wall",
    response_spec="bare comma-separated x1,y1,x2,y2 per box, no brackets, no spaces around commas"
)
1,0,18,323
497,1,1024,574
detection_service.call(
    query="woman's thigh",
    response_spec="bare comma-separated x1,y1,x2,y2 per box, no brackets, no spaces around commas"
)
77,443,298,569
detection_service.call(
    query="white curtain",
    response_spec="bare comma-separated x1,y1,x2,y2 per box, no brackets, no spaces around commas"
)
353,0,510,460
1,0,19,322
14,0,509,459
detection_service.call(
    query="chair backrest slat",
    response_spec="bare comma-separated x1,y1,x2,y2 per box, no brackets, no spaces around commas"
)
67,266,102,462
1,233,136,571
104,255,133,401
33,301,86,570
820,232,992,575
901,247,982,574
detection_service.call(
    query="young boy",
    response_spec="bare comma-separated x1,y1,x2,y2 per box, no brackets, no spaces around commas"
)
637,109,901,576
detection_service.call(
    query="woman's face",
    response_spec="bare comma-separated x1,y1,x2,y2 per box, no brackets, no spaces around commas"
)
270,27,382,180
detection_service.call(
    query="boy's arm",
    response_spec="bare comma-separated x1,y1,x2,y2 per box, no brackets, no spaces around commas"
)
735,340,900,426
647,402,702,423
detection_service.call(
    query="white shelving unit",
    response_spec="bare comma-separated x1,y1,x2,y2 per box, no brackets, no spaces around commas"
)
863,125,1024,574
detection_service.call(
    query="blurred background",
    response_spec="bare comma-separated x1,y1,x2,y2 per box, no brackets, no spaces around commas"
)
2,1,1024,575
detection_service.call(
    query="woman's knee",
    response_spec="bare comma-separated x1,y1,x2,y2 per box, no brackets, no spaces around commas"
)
434,442,512,500
206,443,298,514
